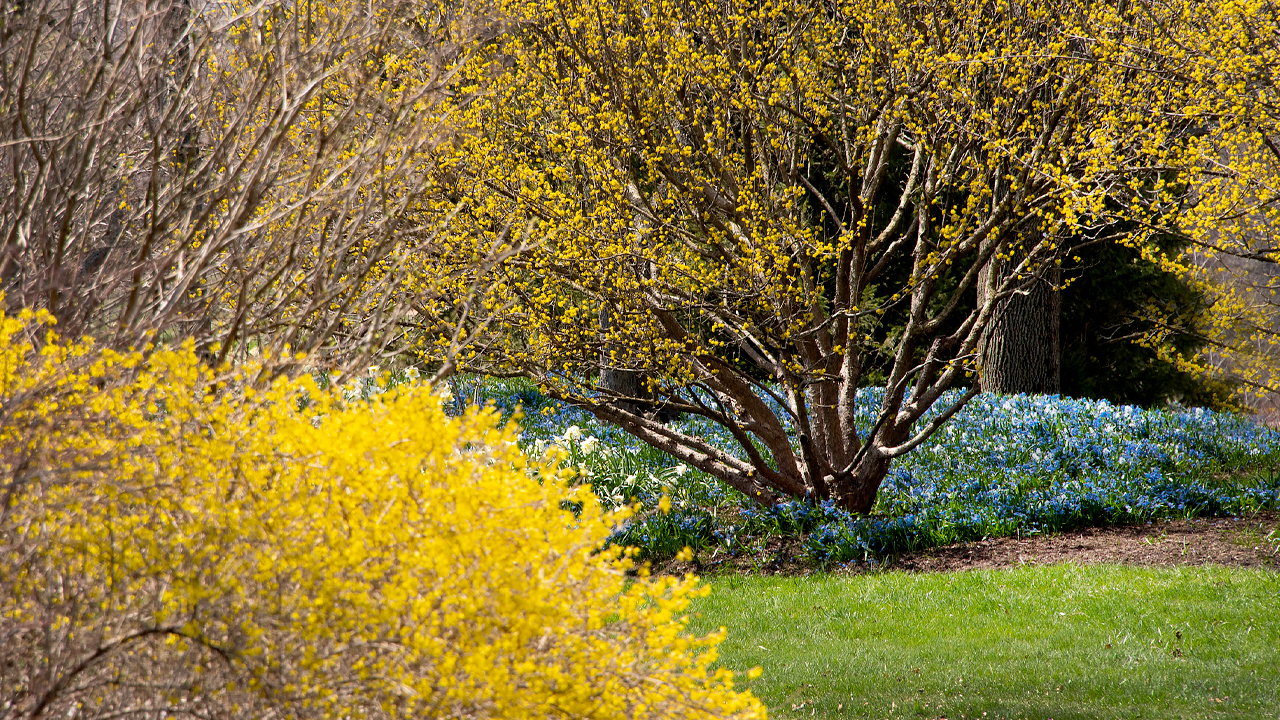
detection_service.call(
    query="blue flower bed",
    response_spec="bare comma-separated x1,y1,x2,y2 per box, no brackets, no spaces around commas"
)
445,377,1280,563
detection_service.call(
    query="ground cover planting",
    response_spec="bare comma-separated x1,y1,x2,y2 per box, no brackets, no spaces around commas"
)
685,565,1280,720
442,376,1280,567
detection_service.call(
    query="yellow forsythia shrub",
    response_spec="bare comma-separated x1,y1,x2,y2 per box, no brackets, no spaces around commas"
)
0,306,765,720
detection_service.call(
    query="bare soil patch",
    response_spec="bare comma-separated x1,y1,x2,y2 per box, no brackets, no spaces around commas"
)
665,512,1280,577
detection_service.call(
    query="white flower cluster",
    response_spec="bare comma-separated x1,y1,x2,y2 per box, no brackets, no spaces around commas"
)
530,424,603,460
556,425,602,454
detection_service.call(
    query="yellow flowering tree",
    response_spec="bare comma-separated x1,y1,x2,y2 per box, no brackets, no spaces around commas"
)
421,0,1204,512
1127,1,1280,414
0,0,512,375
0,306,765,720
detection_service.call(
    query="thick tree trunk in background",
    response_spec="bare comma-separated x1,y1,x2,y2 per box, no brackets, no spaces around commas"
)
979,256,1061,395
599,304,644,415
600,190,648,415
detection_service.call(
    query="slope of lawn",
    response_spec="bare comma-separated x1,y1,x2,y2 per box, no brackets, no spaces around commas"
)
686,564,1280,720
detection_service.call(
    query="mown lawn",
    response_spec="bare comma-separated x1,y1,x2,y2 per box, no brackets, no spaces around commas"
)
687,564,1280,720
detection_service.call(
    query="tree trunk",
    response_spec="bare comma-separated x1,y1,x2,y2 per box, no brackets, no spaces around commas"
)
830,453,894,514
599,183,663,418
599,304,644,415
979,256,1061,395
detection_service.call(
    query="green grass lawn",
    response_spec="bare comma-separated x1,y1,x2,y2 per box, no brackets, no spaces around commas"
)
686,565,1279,720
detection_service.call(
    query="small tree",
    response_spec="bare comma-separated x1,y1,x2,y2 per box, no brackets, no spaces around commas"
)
423,0,1207,512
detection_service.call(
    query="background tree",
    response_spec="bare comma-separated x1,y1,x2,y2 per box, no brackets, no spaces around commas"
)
1059,236,1240,409
0,0,508,376
977,249,1062,395
854,222,1234,408
423,0,1206,512
1131,0,1280,421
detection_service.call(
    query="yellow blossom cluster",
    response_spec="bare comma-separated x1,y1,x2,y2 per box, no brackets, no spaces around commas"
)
1125,0,1280,401
0,304,764,720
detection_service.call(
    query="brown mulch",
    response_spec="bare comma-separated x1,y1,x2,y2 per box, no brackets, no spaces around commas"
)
661,511,1280,576
890,511,1280,573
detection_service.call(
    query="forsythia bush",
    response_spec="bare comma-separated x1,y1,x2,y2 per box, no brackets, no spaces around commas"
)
0,307,765,720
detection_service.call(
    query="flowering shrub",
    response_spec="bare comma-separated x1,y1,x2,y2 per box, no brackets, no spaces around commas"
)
0,309,765,720
450,377,1280,564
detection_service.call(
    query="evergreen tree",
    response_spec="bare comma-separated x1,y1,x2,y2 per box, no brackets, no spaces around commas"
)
1060,240,1238,410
